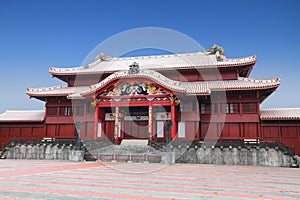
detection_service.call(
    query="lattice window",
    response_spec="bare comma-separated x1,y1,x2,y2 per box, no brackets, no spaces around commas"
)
59,106,73,116
221,103,240,114
200,104,217,114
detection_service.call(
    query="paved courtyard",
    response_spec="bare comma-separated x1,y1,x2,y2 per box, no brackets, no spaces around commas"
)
0,160,299,199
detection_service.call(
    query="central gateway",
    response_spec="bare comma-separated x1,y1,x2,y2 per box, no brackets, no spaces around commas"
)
122,106,149,139
93,80,178,143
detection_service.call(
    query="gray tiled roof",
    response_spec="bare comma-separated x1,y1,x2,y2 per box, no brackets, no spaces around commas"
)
260,108,300,120
0,110,45,122
27,69,280,98
49,52,256,75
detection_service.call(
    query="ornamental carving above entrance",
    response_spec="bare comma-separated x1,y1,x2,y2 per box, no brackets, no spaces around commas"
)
100,82,169,96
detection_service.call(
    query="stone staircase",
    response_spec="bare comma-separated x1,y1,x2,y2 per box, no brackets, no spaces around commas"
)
84,139,163,163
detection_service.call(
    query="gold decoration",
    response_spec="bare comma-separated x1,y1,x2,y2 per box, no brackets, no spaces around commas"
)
91,100,98,107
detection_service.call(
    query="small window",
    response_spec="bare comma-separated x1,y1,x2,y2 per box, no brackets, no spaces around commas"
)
59,106,73,116
221,103,240,114
200,104,217,114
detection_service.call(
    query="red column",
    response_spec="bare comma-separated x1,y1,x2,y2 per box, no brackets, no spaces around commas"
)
148,106,153,141
114,106,119,143
93,106,99,140
171,104,177,140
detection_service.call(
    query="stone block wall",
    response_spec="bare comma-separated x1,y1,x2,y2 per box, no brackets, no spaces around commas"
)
172,145,296,167
3,144,84,161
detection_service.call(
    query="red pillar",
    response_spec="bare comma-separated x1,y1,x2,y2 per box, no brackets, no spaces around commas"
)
148,105,153,141
114,106,119,143
171,104,177,140
93,106,99,140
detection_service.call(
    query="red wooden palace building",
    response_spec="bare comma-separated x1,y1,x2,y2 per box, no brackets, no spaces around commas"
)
1,47,300,155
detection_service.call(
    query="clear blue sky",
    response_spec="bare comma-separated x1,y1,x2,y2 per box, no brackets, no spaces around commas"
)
0,0,299,113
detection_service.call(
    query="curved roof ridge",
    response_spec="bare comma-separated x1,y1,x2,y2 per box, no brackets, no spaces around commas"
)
73,69,190,98
49,53,256,75
26,85,89,97
28,70,280,99
27,85,67,92
238,77,280,84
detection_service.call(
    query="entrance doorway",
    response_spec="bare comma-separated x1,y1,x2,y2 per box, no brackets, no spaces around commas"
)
122,106,149,139
124,120,148,139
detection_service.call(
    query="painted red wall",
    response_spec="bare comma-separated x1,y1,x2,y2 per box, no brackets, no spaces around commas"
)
0,123,45,149
262,121,300,155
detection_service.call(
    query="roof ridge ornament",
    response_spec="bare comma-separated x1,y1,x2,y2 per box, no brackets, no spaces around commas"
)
95,52,112,61
128,62,140,74
206,44,226,61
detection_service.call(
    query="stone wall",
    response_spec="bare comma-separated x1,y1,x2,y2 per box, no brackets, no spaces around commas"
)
172,145,297,167
3,144,84,162
2,143,298,167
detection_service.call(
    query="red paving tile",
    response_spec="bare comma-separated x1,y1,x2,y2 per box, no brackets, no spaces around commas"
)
0,160,299,199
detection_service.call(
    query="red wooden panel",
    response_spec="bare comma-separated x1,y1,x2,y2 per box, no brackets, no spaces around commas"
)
105,122,114,140
86,122,94,139
220,123,230,138
32,127,44,137
243,123,258,138
221,72,237,80
200,123,208,140
219,123,240,140
230,123,240,139
124,121,132,138
184,73,198,81
201,123,218,140
262,127,279,138
281,127,297,138
0,127,9,137
21,127,32,137
186,122,196,140
138,121,148,138
58,124,75,138
9,127,21,138
46,125,56,137
131,121,139,138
